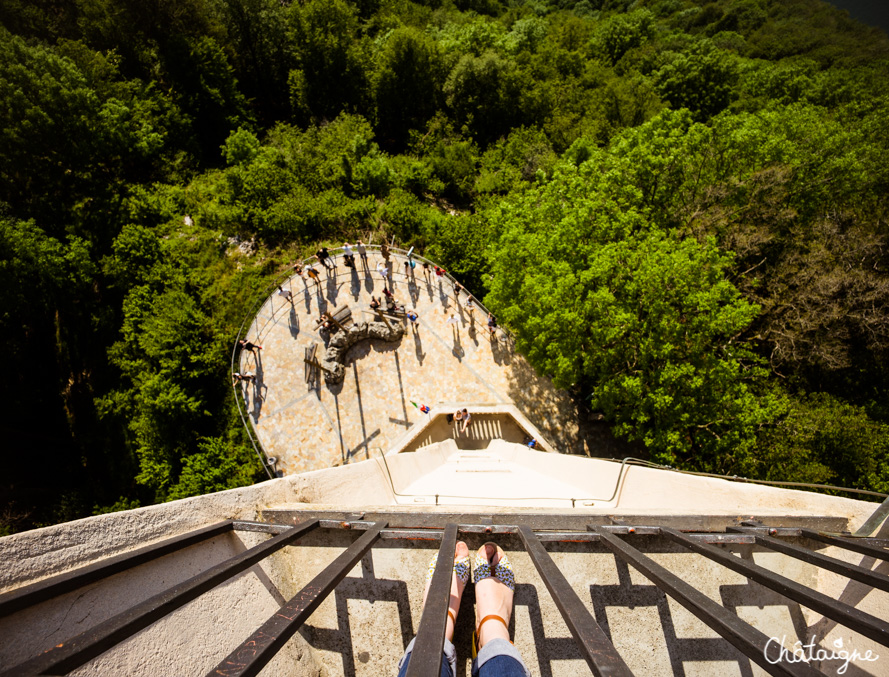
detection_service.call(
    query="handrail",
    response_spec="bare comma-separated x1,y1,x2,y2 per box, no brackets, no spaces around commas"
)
230,243,511,474
597,457,888,500
372,444,886,506
372,446,632,507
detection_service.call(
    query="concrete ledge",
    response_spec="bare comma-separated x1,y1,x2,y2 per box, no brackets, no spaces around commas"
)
0,476,298,593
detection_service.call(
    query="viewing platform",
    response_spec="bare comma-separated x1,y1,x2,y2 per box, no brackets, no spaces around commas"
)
234,245,583,476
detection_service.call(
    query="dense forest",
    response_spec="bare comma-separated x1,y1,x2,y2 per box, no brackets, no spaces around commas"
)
2,0,888,533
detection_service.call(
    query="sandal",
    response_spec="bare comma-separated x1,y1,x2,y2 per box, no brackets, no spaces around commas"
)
472,545,515,591
472,543,515,658
426,549,470,627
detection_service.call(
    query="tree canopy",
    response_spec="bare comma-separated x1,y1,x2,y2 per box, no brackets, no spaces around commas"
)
2,0,889,532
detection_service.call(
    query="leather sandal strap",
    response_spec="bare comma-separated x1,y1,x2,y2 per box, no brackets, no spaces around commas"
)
447,610,456,626
476,614,509,635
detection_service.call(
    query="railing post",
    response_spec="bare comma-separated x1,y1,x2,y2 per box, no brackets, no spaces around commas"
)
591,527,822,677
209,522,388,677
405,523,458,677
517,525,633,676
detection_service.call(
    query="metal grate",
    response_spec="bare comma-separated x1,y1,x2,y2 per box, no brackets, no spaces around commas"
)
1,514,887,676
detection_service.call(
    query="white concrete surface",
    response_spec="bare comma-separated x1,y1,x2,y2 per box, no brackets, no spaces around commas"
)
1,442,887,676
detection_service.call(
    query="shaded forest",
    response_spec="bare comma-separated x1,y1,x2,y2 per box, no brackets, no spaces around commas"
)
2,0,888,533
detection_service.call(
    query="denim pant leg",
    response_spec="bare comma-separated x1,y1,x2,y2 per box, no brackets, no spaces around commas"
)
396,637,456,677
471,638,531,677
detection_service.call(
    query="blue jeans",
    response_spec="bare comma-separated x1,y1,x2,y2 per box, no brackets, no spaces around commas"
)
396,638,529,677
396,637,454,677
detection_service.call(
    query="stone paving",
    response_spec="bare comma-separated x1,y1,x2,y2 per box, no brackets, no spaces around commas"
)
237,249,582,476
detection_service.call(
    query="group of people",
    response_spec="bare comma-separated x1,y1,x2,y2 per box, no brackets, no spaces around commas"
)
289,242,373,287
452,407,472,433
290,244,498,331
245,244,502,383
233,340,262,386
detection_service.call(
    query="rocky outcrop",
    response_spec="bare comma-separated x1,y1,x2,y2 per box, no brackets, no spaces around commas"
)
322,320,404,384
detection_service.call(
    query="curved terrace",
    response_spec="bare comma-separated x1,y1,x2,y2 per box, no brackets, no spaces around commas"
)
233,245,582,476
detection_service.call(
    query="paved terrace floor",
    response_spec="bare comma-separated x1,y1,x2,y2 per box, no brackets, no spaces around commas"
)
238,249,582,476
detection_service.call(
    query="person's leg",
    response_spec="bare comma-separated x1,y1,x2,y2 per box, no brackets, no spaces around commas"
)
472,642,528,677
395,541,470,677
471,544,531,677
396,637,454,677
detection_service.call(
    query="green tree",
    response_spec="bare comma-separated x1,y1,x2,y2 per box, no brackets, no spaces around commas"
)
444,51,523,144
162,35,253,163
485,163,778,469
288,0,369,121
373,27,445,149
220,0,294,125
592,9,655,65
475,126,557,194
746,393,889,494
654,41,737,120
167,436,264,500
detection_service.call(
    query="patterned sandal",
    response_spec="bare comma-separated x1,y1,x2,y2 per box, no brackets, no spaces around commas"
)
426,550,471,627
472,543,515,658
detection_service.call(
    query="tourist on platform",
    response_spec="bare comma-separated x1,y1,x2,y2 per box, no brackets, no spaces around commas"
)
459,408,471,432
343,242,355,268
239,339,262,353
306,265,321,286
316,246,335,270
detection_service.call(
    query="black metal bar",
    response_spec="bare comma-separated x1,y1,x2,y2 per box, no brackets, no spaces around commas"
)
209,522,387,677
232,520,291,535
850,494,889,536
405,523,458,677
234,521,762,544
263,509,847,532
2,519,320,677
517,525,634,676
801,529,889,562
591,528,821,677
0,520,234,619
727,527,889,593
661,527,889,647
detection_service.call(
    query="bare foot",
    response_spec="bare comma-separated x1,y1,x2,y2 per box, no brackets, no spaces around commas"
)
474,543,514,648
423,541,470,642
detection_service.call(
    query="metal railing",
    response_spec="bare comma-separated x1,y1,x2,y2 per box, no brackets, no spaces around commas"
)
372,446,633,507
609,457,889,501
4,514,888,676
